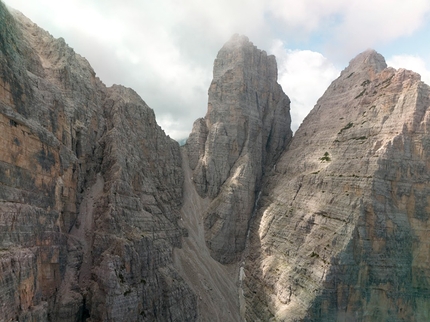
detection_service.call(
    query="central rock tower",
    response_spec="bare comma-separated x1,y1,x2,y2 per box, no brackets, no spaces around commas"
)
187,34,292,263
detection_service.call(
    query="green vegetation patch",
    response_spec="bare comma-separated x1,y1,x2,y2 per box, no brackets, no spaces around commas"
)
320,152,331,162
310,251,320,258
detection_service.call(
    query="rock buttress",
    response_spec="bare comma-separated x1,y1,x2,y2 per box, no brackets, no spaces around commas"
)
244,50,430,321
0,4,197,321
187,34,292,264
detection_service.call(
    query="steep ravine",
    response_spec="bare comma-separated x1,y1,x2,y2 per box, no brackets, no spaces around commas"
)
187,34,292,264
3,2,430,321
173,149,241,321
173,34,292,321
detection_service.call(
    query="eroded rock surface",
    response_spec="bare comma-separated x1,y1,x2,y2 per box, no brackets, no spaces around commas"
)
187,34,292,263
0,4,195,321
4,2,430,321
244,50,430,321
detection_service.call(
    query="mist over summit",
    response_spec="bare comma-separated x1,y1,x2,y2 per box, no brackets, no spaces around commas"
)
1,2,430,321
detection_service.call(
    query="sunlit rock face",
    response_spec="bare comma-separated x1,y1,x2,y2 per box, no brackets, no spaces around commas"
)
244,49,430,321
0,4,195,321
187,34,292,264
3,1,430,321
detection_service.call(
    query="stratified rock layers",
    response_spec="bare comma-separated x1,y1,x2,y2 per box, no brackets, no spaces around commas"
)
0,4,196,321
3,2,430,321
187,34,292,264
244,50,430,321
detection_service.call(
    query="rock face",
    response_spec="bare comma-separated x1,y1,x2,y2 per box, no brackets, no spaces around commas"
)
0,4,196,321
4,2,430,321
187,34,292,263
243,49,430,321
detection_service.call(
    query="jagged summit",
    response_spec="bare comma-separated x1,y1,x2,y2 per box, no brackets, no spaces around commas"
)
244,43,430,321
0,3,194,321
3,3,430,322
212,33,276,81
223,33,251,47
342,49,387,76
187,34,292,263
218,34,268,58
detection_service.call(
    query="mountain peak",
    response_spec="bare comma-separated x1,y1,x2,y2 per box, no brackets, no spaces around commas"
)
224,33,250,46
187,34,292,263
212,33,274,81
347,49,387,73
5,3,430,321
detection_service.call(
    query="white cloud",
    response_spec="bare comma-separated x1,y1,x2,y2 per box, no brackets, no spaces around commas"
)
387,55,430,86
267,0,430,59
271,40,340,131
4,0,430,140
267,0,347,33
5,0,215,140
331,0,430,57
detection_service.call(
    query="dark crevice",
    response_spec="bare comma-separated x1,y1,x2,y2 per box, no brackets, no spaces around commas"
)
76,296,90,322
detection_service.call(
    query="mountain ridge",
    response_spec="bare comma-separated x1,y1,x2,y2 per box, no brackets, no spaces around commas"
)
1,2,430,321
244,47,430,321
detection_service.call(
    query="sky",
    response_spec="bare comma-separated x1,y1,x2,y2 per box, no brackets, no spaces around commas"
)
4,0,430,141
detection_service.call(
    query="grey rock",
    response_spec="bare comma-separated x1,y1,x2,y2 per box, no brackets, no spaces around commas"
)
4,2,430,321
243,49,430,321
187,34,292,263
0,4,196,321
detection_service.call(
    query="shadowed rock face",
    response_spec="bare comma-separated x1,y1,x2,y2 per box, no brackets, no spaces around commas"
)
187,34,292,264
0,4,196,321
3,2,430,321
243,49,430,321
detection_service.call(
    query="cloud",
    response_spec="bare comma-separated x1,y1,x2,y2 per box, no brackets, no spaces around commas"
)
267,0,430,59
387,55,430,85
330,0,430,58
271,40,340,131
4,0,430,140
6,0,216,140
267,0,347,33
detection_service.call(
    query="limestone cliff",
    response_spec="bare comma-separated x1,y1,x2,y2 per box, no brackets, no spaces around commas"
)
172,34,292,321
0,4,195,321
243,50,430,321
187,34,292,263
4,2,430,321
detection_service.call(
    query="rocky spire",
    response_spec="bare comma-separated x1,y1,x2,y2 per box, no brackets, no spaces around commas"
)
186,34,292,263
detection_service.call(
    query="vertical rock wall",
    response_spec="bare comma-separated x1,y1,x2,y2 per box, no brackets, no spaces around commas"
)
187,34,292,264
0,4,196,321
244,50,430,321
4,2,430,320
